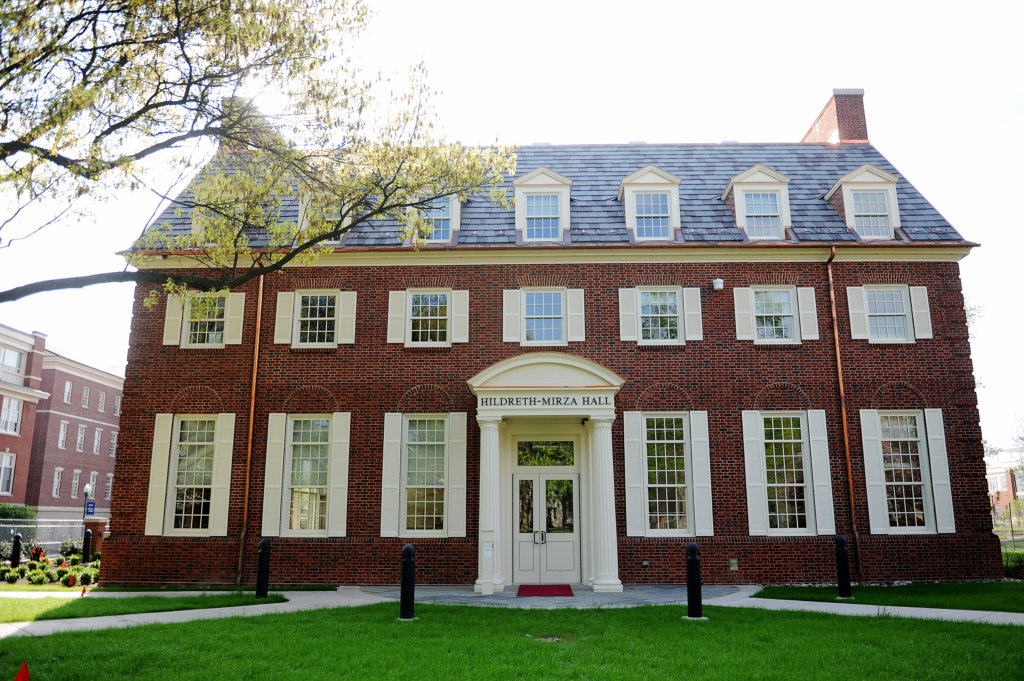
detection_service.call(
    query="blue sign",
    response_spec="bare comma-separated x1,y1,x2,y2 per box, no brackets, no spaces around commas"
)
86,501,96,515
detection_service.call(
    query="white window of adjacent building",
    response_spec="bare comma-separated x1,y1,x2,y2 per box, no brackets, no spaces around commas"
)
825,163,900,240
88,471,97,498
386,290,468,347
76,424,86,452
113,395,121,415
619,165,681,241
721,164,791,241
92,427,102,455
847,286,932,344
162,293,245,348
97,391,106,413
274,290,356,348
502,288,585,346
109,431,118,457
105,473,113,501
58,421,69,449
52,467,63,498
81,385,90,408
618,287,703,345
145,413,235,536
70,469,81,499
513,166,572,242
261,413,350,537
742,410,835,536
0,453,14,495
63,381,73,403
734,286,819,345
0,396,22,434
0,347,24,382
861,409,954,534
380,412,467,539
989,473,1008,493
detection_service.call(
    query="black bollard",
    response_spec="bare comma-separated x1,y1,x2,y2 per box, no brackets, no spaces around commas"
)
256,539,271,598
835,536,852,598
83,529,92,563
400,544,415,620
686,542,703,619
10,533,21,568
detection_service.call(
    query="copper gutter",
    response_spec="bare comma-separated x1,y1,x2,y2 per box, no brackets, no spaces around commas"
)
827,246,862,577
236,274,265,583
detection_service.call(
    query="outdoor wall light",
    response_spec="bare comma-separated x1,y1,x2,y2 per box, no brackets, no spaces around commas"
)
712,278,724,291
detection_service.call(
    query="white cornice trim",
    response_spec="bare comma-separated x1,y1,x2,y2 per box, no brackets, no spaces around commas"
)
43,356,124,389
0,382,49,403
36,410,120,428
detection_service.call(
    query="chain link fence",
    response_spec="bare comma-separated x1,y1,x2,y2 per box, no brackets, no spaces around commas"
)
1,519,85,557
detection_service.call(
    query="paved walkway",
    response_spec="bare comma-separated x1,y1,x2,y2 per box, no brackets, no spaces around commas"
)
1,584,1022,639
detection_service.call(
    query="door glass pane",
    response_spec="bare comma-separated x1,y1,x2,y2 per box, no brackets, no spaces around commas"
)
545,479,574,533
519,479,534,533
517,441,574,466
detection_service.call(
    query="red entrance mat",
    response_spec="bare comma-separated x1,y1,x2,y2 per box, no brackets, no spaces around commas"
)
517,584,573,597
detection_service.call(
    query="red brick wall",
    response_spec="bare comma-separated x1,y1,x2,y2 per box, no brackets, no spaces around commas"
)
102,258,1001,586
802,92,868,144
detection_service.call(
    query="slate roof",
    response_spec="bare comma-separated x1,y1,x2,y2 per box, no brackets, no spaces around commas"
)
144,142,964,249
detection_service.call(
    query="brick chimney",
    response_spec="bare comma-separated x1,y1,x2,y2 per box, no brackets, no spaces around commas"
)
801,89,868,143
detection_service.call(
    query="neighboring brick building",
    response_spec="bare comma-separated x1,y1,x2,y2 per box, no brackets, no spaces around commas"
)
0,324,48,505
986,448,1023,518
104,89,1002,588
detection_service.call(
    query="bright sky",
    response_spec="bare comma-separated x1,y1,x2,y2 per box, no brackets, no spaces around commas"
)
1,0,1021,446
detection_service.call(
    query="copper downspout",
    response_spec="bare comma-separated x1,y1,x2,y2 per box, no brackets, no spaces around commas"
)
827,246,863,577
236,274,265,583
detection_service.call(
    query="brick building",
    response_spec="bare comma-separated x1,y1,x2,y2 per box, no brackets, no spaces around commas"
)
104,89,1002,588
0,324,48,505
986,448,1023,518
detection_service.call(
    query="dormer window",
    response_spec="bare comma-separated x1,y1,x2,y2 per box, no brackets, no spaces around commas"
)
298,193,349,245
422,197,453,241
619,165,681,240
721,164,791,241
825,164,900,240
514,167,572,242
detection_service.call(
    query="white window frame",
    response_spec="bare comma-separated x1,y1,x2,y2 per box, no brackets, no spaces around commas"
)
71,469,81,499
282,415,332,536
734,286,819,345
274,290,356,348
0,396,22,435
293,290,341,348
406,289,453,348
642,413,693,535
847,285,932,344
741,190,784,240
619,286,703,345
52,467,63,498
162,292,245,348
76,424,86,452
825,164,901,240
503,288,585,346
92,428,102,455
386,290,468,347
513,167,572,242
165,416,218,534
64,381,73,403
400,414,450,538
418,196,459,242
619,165,681,240
98,391,106,413
0,347,24,383
722,165,792,241
752,287,799,344
109,431,118,457
105,473,113,501
81,385,90,408
521,288,567,346
0,453,14,495
58,421,69,449
113,395,121,416
88,471,98,499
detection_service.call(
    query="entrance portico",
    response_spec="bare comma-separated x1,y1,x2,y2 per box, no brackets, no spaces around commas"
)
468,353,625,593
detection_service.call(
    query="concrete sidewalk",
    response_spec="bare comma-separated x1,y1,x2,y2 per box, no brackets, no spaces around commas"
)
1,584,1022,639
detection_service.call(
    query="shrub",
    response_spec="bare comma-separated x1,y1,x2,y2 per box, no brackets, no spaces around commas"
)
4,571,18,584
92,551,101,561
0,503,37,519
16,565,28,578
79,570,93,585
67,554,82,566
59,538,82,557
26,560,39,571
0,566,9,579
44,569,57,582
56,567,69,580
60,572,76,587
29,570,49,585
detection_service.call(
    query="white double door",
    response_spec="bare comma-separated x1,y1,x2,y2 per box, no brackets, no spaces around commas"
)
513,472,580,584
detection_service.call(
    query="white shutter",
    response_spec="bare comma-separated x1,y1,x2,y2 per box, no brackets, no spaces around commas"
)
447,412,467,537
847,287,869,339
567,288,585,341
683,287,703,341
623,411,646,537
380,413,402,537
328,412,351,537
452,291,469,343
502,289,521,342
209,413,236,537
387,291,406,344
860,409,889,534
274,292,294,344
225,292,245,345
162,296,184,345
742,410,767,536
338,291,357,344
797,287,819,341
689,411,713,536
261,414,286,536
910,287,933,339
734,288,754,340
145,414,173,535
924,409,955,533
619,289,638,341
806,410,835,535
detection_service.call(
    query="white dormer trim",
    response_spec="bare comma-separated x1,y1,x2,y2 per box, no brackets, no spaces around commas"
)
406,195,461,243
721,164,791,240
618,165,681,240
298,193,352,244
825,164,901,240
514,166,572,242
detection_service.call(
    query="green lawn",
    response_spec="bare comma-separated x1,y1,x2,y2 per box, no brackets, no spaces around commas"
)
755,582,1024,612
1,603,1022,680
0,593,286,623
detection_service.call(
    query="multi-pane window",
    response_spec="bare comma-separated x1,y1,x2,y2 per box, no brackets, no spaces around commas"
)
524,291,564,343
525,194,560,240
52,468,63,498
0,453,14,495
744,192,782,238
644,416,688,531
287,418,330,532
639,290,679,342
880,413,927,528
109,431,118,457
171,418,216,530
58,421,69,449
105,473,113,501
88,471,98,498
93,428,102,455
71,470,81,499
185,295,226,346
408,292,449,345
754,289,795,342
635,192,671,239
296,293,337,346
866,288,909,341
853,191,889,237
0,348,23,379
0,396,22,434
763,415,808,530
113,395,121,415
98,392,106,412
404,417,447,532
422,197,451,241
64,381,73,403
76,425,86,452
81,386,90,408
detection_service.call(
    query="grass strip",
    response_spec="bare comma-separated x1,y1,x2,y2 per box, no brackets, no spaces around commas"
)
0,593,286,623
91,584,337,592
754,582,1024,612
0,584,92,592
0,603,1021,680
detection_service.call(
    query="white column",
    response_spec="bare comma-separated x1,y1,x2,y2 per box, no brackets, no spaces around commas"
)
589,416,622,592
475,416,503,593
